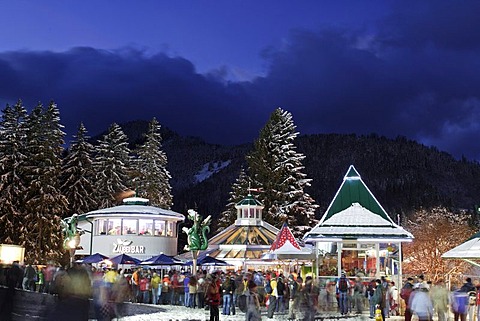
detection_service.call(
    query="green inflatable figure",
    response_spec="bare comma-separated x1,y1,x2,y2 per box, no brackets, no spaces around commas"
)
182,209,211,251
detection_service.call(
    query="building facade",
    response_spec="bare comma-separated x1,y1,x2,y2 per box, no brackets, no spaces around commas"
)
73,197,184,260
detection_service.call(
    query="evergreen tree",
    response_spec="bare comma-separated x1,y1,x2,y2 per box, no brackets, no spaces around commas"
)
0,101,28,244
61,123,98,215
217,167,251,232
247,108,318,234
23,102,68,263
94,123,131,208
135,118,173,208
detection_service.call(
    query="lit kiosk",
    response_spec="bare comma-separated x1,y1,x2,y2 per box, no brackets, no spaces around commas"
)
72,197,184,260
181,193,279,271
303,165,413,284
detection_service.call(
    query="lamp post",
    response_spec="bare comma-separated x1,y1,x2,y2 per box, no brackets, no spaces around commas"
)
62,214,83,267
67,233,81,267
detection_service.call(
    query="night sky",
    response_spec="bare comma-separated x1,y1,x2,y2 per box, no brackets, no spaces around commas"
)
1,1,480,160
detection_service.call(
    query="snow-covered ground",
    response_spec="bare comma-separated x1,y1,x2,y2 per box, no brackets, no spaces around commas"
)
116,305,376,321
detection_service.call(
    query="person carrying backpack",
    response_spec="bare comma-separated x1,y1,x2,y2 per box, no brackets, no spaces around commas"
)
267,273,278,318
337,273,351,315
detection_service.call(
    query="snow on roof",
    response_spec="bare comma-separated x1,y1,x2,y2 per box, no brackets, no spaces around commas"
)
442,232,480,259
322,203,393,227
83,204,184,221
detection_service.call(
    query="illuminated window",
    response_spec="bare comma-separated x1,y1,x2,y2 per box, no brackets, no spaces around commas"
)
122,219,137,235
154,220,166,236
166,221,175,237
139,219,154,235
107,219,121,235
96,219,108,235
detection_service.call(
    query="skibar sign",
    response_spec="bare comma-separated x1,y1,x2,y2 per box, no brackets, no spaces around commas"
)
113,239,145,254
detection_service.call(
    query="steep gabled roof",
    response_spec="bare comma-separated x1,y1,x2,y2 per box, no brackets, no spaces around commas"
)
304,165,413,241
321,165,393,224
270,222,301,252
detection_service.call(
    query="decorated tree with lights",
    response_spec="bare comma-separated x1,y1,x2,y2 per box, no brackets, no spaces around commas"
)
217,167,251,232
23,102,68,263
93,123,132,208
61,123,98,215
0,101,29,245
403,206,475,281
246,107,318,235
135,118,173,208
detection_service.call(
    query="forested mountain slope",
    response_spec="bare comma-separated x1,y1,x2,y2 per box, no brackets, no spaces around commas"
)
117,121,480,227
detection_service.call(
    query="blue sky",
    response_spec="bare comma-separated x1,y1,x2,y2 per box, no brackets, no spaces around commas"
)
1,1,480,160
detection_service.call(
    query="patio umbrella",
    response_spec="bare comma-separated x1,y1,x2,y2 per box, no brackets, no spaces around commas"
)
184,256,231,266
76,252,108,264
140,254,182,265
109,254,141,265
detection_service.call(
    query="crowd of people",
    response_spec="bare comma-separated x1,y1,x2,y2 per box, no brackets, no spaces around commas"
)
2,261,480,321
400,276,478,321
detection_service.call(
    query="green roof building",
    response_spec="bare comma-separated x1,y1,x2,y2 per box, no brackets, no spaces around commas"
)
303,165,413,280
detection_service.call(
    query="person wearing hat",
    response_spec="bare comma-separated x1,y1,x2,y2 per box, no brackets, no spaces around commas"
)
246,280,261,321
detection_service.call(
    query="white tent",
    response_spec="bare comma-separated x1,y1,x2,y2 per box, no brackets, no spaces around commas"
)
442,231,480,267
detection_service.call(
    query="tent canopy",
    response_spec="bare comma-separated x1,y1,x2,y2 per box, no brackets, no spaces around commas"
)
442,231,480,267
140,254,182,265
76,252,108,264
109,254,141,265
184,255,231,266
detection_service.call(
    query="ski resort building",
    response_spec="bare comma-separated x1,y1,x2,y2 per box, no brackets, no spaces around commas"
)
72,197,185,260
178,193,279,271
303,165,413,282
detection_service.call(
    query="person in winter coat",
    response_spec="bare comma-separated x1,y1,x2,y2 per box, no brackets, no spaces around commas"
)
276,275,286,313
452,286,470,321
389,281,399,316
161,275,171,304
206,274,221,321
409,283,433,321
221,276,233,315
460,278,476,321
246,280,262,321
188,276,198,308
371,279,386,321
337,273,351,315
150,272,161,305
401,277,415,321
197,275,206,309
287,275,300,320
352,276,364,314
430,279,449,321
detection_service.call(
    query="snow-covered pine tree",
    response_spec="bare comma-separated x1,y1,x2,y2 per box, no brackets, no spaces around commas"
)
0,101,28,244
247,107,318,235
135,118,173,208
61,123,98,215
217,167,251,232
94,123,132,208
23,102,68,263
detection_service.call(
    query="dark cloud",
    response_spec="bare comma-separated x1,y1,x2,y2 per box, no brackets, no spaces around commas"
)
0,47,264,145
1,1,480,160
